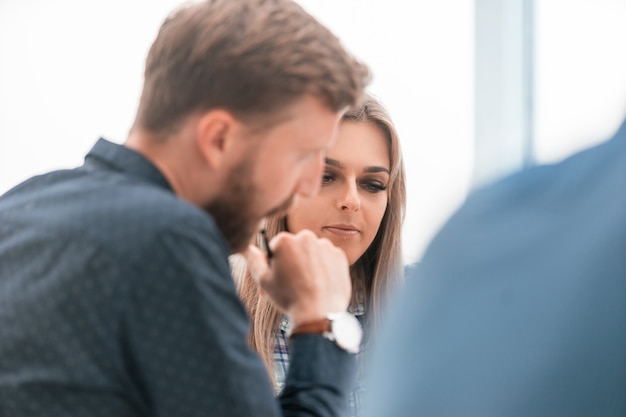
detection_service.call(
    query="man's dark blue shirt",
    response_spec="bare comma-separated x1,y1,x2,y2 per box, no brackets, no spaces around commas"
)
0,139,355,417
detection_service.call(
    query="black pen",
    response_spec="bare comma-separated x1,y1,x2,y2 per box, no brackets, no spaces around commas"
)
260,229,273,260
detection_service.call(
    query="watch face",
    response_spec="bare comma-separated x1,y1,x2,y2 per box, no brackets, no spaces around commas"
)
329,312,363,354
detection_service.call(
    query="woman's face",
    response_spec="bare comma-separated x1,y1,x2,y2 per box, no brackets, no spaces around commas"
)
286,120,390,265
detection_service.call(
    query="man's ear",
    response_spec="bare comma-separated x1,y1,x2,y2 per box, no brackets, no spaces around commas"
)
195,109,237,170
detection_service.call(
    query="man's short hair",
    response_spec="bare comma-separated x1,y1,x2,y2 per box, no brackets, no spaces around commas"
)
134,0,370,136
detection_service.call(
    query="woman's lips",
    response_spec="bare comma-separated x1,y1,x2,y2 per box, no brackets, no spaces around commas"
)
323,226,360,237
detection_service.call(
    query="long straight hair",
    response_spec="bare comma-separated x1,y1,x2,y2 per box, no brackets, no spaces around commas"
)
233,93,406,387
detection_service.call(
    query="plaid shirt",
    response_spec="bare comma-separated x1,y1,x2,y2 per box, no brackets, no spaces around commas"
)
274,304,367,417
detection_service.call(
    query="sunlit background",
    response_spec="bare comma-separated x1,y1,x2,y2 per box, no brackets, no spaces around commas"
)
1,0,625,265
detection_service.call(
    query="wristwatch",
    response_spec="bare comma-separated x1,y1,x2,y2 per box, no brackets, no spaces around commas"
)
288,312,363,354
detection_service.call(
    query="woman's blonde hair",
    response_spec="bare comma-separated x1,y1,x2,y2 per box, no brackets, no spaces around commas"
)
233,93,406,387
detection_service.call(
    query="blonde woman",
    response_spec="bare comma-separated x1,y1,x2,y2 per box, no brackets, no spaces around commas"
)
235,94,406,417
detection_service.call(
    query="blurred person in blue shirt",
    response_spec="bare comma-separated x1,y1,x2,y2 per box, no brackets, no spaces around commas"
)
366,116,626,417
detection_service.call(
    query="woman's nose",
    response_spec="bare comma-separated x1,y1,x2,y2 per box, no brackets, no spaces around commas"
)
337,182,360,212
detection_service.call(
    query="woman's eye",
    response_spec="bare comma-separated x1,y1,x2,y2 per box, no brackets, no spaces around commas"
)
321,173,334,184
363,182,387,193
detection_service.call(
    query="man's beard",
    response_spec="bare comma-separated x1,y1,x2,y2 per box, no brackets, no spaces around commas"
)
205,157,293,254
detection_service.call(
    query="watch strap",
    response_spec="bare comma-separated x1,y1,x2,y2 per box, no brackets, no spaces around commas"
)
288,318,331,340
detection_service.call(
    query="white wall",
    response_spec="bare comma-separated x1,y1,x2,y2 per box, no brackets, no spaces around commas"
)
0,1,175,186
534,0,626,162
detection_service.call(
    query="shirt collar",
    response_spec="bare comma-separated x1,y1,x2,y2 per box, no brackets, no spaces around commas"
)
84,138,173,192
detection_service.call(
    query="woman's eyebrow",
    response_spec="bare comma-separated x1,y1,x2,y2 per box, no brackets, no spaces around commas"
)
325,157,390,174
364,166,390,174
325,157,344,169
